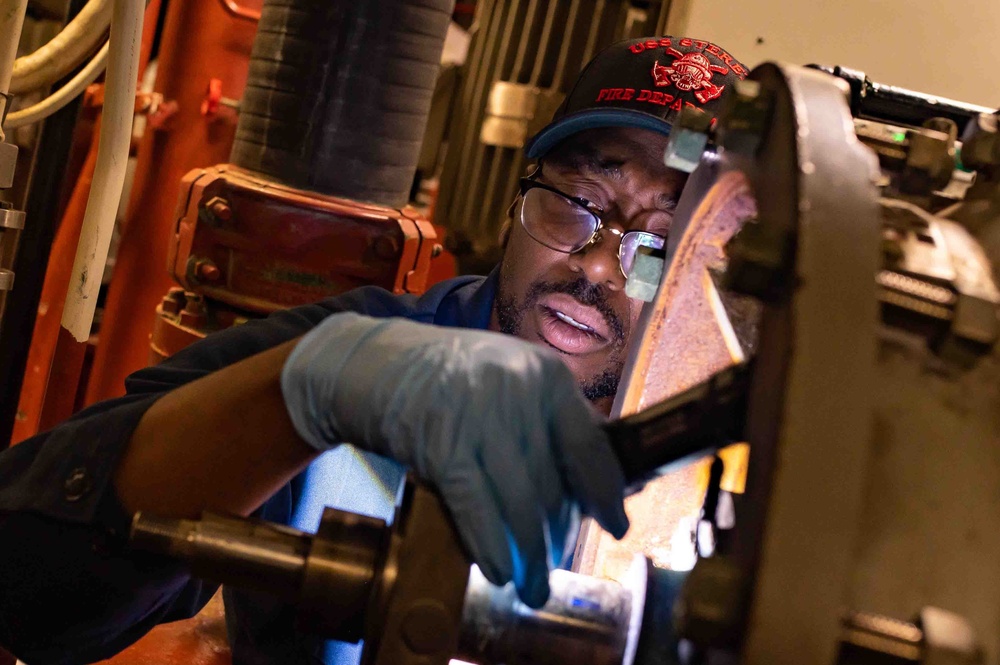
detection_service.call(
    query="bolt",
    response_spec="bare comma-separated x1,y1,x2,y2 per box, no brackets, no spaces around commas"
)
160,294,180,315
431,243,444,258
194,259,221,282
179,292,207,328
205,196,232,222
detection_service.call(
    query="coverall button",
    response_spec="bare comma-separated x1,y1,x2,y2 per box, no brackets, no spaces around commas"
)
64,467,92,502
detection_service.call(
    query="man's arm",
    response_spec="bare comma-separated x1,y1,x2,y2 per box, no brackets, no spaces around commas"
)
114,338,320,518
0,302,349,663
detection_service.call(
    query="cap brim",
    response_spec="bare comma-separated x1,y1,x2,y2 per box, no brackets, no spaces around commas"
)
525,108,674,159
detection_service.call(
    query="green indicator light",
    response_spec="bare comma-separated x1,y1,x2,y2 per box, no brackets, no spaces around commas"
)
892,131,907,143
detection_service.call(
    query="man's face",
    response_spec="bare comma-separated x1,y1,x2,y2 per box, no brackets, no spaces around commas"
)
490,127,688,414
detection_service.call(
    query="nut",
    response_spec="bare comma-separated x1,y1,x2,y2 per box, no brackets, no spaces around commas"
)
205,196,232,222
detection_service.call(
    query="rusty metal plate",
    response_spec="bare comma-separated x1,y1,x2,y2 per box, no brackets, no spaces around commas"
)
575,167,757,582
169,166,438,314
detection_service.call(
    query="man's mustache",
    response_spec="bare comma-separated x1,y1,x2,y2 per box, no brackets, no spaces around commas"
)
524,277,626,345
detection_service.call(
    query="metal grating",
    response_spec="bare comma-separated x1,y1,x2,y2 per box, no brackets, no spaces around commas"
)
437,0,671,274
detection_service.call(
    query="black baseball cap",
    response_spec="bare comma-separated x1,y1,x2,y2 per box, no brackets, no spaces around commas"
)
526,36,749,159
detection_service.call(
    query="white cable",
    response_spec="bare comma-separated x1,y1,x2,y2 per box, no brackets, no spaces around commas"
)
61,0,143,342
10,0,112,95
5,41,108,129
0,0,29,91
0,0,30,142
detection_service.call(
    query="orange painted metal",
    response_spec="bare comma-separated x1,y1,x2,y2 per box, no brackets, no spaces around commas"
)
84,0,263,405
11,110,101,444
13,82,192,444
94,592,231,665
168,165,440,313
217,0,261,23
137,0,163,78
576,170,757,581
148,165,446,362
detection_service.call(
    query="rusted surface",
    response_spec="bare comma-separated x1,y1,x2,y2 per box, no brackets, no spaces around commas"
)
577,170,757,582
166,166,439,314
84,0,264,405
95,592,231,665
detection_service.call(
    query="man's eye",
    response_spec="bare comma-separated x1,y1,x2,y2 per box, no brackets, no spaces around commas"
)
565,191,601,207
644,216,673,237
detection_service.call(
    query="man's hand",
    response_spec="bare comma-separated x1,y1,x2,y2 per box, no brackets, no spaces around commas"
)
281,313,630,608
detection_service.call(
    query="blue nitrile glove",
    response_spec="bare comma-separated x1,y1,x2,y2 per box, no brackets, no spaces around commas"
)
281,312,630,608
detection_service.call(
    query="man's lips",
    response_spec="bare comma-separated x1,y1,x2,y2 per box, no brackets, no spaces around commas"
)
533,293,612,355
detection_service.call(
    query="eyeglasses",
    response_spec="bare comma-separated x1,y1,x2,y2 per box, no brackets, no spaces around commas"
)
516,178,666,279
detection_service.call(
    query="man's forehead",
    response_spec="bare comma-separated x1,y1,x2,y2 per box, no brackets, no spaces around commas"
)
544,128,672,177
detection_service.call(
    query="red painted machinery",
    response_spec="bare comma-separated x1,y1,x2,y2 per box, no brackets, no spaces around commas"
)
151,164,441,359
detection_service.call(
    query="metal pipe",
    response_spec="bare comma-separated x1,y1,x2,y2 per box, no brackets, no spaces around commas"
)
230,0,454,207
808,64,996,131
60,0,143,342
82,0,259,406
458,565,633,665
130,512,311,600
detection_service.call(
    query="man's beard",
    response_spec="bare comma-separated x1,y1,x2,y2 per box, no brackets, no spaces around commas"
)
495,275,628,401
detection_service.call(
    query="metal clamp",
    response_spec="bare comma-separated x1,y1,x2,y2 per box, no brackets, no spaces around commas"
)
0,208,25,230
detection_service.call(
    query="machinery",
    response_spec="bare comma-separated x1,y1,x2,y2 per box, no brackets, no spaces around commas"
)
147,0,453,357
128,62,1000,665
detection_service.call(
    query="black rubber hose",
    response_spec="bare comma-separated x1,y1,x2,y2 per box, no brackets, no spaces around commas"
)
231,0,454,207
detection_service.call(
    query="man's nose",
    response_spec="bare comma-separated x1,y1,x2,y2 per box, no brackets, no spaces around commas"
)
567,227,625,291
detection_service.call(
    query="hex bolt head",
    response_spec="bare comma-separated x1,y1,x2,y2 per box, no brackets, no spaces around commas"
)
195,259,221,282
205,196,232,222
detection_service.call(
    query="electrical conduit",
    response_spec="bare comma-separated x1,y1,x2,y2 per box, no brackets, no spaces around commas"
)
0,0,30,141
10,0,111,94
5,41,108,128
61,0,143,342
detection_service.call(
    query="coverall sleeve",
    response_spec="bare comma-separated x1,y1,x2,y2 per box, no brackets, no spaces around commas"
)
0,298,362,664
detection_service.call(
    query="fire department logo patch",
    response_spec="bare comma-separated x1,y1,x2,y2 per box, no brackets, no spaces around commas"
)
652,47,729,104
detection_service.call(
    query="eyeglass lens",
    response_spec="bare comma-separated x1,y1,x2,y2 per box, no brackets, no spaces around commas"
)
619,232,665,277
521,186,665,279
520,186,598,253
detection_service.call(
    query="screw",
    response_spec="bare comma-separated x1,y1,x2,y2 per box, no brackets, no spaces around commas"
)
194,259,221,282
431,243,444,258
205,196,232,222
160,294,180,315
180,292,207,328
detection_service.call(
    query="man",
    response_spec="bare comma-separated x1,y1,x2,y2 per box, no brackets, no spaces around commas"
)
0,36,747,664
